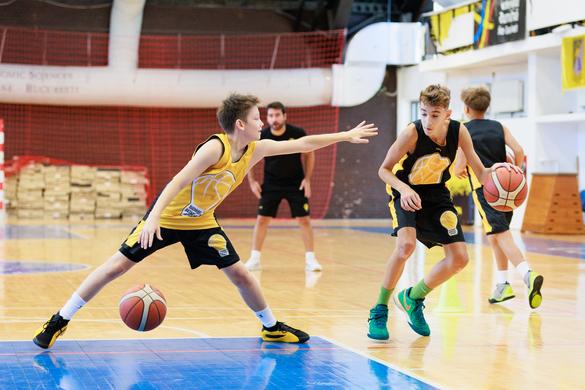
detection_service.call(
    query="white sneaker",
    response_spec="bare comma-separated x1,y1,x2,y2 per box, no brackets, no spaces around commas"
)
305,257,322,271
305,270,322,287
245,257,262,271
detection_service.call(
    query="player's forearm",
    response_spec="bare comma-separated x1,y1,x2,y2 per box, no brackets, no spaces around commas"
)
148,179,184,220
379,167,409,193
247,168,256,184
304,152,315,180
297,133,348,153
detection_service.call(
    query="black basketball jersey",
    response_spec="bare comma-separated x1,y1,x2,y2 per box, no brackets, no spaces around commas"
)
261,123,307,186
390,119,460,202
465,119,506,190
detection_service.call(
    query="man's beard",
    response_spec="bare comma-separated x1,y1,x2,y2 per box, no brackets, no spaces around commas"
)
271,123,284,131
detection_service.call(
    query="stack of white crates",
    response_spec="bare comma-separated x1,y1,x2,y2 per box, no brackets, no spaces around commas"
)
16,164,44,219
95,168,121,219
5,174,18,217
70,165,97,221
121,170,149,220
6,162,149,220
43,165,70,220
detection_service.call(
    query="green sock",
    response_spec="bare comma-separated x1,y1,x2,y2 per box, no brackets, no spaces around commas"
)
409,279,432,300
375,286,394,306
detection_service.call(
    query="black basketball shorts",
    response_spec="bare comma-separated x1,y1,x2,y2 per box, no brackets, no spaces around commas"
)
472,187,513,235
258,184,310,218
389,192,465,249
119,219,240,269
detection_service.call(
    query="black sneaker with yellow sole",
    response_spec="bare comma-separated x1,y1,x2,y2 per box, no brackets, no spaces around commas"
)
261,322,309,343
33,312,69,349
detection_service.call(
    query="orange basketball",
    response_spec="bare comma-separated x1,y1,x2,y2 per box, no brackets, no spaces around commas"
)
119,284,167,332
483,167,528,212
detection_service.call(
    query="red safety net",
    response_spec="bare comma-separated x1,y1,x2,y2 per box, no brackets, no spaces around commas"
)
0,27,344,219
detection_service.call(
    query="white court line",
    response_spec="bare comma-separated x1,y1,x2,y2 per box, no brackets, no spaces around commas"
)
318,335,452,390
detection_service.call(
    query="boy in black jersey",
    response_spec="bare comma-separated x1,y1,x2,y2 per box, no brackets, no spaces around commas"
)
245,102,322,272
453,86,543,309
367,85,519,340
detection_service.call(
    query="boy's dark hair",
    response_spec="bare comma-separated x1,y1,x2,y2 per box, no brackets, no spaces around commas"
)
461,86,491,113
419,84,451,109
266,101,286,114
216,93,261,134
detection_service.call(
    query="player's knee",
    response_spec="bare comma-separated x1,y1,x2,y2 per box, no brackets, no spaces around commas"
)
103,256,132,280
396,241,416,260
449,254,469,272
232,269,255,289
297,217,311,228
104,261,127,280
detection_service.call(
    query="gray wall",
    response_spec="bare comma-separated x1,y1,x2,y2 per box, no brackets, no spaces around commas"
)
326,67,397,218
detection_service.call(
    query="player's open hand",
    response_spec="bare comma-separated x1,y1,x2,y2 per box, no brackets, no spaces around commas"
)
300,179,311,198
454,167,468,179
250,180,262,199
347,121,378,143
491,162,522,174
138,217,163,249
400,186,422,212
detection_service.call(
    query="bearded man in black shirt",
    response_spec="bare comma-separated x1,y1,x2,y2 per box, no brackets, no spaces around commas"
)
244,102,322,272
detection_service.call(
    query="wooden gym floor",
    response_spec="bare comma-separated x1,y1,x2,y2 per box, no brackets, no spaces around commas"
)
1,218,584,389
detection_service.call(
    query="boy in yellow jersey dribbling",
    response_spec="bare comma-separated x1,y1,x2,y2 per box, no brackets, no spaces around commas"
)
33,93,377,349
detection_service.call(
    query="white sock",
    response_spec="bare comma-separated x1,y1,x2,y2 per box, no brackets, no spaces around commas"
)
59,292,86,320
250,250,261,260
305,252,316,261
516,262,531,279
497,270,508,284
255,306,277,328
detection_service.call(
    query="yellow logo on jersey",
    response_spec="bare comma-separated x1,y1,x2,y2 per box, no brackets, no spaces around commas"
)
181,171,236,217
440,211,458,236
304,203,309,212
208,234,229,257
408,153,451,185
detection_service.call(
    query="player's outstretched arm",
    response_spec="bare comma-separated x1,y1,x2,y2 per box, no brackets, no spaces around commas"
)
459,125,520,185
138,138,224,249
378,123,421,211
249,121,377,166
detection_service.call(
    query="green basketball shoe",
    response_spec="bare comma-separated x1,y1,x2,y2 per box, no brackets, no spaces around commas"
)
489,282,515,304
367,304,389,340
394,288,430,336
524,272,544,309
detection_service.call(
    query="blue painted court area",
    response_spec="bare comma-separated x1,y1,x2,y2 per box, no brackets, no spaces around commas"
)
1,337,438,389
0,261,90,275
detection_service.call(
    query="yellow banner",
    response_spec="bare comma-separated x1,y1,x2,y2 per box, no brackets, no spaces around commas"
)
561,35,585,91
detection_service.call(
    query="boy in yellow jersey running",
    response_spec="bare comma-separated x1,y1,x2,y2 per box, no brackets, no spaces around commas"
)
33,93,377,349
367,85,519,340
454,86,543,308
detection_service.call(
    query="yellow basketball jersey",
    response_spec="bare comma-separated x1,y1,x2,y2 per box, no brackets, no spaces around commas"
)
158,134,256,230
